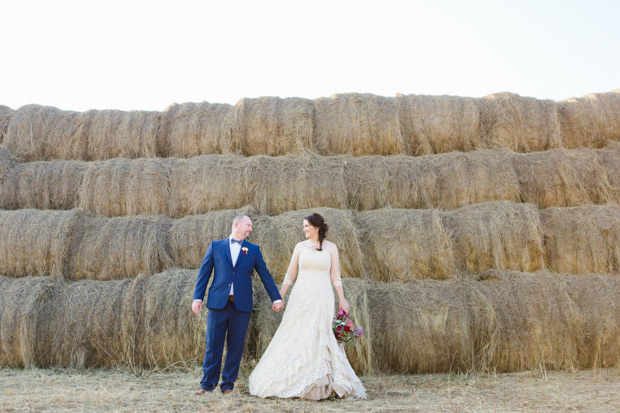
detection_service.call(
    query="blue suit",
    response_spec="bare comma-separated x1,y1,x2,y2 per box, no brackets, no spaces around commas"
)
193,238,281,391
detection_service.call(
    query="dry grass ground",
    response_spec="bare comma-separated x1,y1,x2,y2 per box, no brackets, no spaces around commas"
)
1,367,619,412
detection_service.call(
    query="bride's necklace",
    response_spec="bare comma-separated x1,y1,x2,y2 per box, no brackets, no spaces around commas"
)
308,240,320,249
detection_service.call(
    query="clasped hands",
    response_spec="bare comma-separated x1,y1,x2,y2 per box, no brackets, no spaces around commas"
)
272,300,284,312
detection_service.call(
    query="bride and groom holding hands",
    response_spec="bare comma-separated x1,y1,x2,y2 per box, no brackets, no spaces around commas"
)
191,213,367,400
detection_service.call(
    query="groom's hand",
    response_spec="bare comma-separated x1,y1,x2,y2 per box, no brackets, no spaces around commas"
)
192,300,203,316
272,301,284,312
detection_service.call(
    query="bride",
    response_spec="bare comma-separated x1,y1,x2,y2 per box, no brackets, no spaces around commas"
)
249,213,367,400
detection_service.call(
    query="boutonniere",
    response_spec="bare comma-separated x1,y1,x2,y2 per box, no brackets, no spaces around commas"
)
241,247,248,255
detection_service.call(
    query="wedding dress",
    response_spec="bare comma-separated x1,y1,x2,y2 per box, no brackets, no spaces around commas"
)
249,241,367,400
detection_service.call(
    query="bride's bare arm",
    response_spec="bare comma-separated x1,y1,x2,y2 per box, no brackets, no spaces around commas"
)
280,243,301,297
329,243,350,313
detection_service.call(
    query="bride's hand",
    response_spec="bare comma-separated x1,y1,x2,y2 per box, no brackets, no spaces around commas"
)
338,299,350,314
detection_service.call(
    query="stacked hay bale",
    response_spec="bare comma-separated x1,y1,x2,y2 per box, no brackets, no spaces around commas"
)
1,90,620,373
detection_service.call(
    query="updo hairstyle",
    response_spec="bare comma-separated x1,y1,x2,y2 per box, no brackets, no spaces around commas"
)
305,213,328,251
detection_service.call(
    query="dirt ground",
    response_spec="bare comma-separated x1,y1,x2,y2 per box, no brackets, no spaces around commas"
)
1,367,619,412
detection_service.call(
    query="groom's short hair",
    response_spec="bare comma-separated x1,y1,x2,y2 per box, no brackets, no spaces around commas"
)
232,215,249,230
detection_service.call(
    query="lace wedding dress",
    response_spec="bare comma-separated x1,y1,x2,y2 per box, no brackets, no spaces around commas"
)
249,241,367,400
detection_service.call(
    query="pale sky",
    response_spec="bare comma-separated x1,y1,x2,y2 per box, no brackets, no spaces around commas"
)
1,0,619,111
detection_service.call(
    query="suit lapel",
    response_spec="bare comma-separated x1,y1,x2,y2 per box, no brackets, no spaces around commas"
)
223,238,233,268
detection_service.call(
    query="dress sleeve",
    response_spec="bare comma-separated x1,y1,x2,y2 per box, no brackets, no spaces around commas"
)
329,245,342,287
283,242,302,285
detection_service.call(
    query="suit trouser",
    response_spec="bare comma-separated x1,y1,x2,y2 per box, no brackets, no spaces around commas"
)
201,300,252,391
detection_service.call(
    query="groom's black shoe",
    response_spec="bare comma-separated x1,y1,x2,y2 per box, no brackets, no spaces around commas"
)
194,389,213,395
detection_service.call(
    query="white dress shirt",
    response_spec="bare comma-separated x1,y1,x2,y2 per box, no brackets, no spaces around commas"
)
229,236,242,295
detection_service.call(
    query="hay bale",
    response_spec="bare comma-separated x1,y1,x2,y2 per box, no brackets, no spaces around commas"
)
443,202,545,273
1,160,86,210
513,149,615,208
0,271,205,369
559,90,620,148
4,105,82,161
313,93,404,155
480,92,562,152
596,146,620,202
73,109,159,160
237,97,314,156
0,209,78,278
78,157,171,217
3,105,159,161
121,270,205,367
396,94,482,154
431,150,521,209
0,105,14,143
357,208,456,281
43,277,128,368
0,146,16,198
470,271,584,372
68,213,173,281
158,101,240,157
542,205,620,275
563,273,620,368
0,276,56,367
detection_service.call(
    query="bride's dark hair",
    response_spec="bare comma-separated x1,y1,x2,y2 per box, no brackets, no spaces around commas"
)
305,213,328,251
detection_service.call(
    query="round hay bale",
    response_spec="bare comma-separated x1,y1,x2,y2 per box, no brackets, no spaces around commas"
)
0,146,16,200
78,157,171,217
158,101,240,157
167,156,253,218
126,270,205,367
595,145,620,203
0,276,56,367
4,105,82,161
74,109,159,160
313,93,404,155
0,209,79,278
443,202,545,273
68,213,173,281
431,150,521,209
542,205,620,275
236,97,314,156
44,277,128,368
480,92,562,152
0,105,14,143
1,160,87,210
563,273,620,368
559,90,620,148
396,94,482,155
513,149,615,208
469,271,583,372
357,208,456,281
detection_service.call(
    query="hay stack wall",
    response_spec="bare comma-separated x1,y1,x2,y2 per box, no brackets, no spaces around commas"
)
1,89,620,374
2,90,620,160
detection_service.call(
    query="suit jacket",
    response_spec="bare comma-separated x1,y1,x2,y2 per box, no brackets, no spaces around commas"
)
192,238,281,312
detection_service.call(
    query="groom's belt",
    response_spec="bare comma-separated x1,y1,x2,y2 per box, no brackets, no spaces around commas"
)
228,295,234,302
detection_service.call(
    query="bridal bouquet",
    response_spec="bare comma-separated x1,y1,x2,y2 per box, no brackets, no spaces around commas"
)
332,309,363,346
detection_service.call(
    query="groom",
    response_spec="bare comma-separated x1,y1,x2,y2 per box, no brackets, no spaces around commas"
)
192,215,283,395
